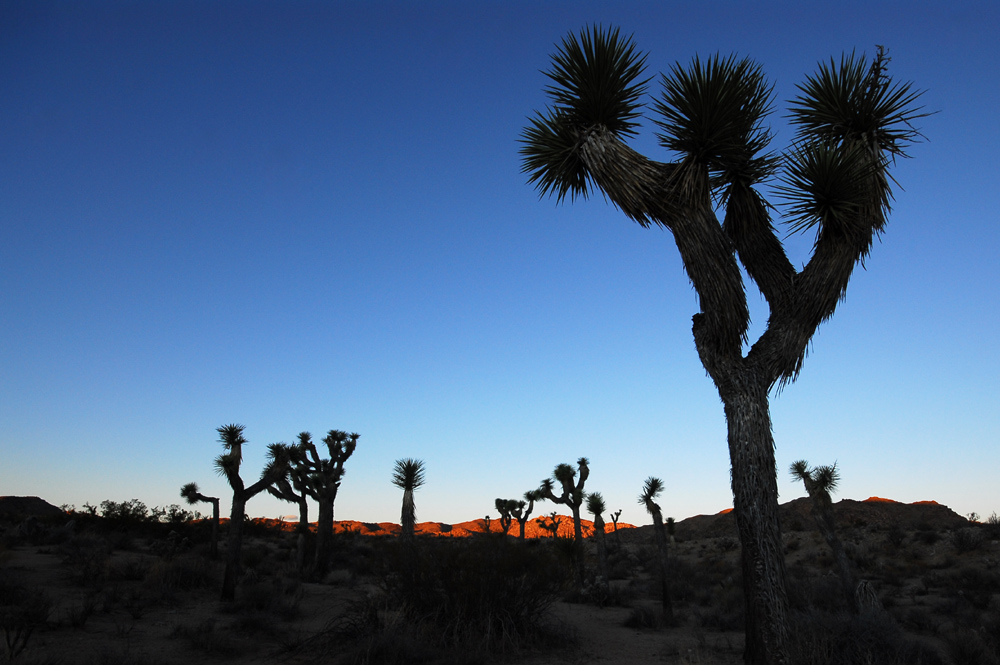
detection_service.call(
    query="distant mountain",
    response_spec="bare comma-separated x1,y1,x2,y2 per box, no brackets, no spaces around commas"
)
664,496,970,542
327,515,637,539
0,496,65,518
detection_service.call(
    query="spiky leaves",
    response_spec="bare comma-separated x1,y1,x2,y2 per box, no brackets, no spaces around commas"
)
639,476,664,516
393,458,425,540
780,48,926,236
790,460,840,496
655,54,776,198
586,492,606,517
521,26,648,202
392,458,426,492
214,424,247,489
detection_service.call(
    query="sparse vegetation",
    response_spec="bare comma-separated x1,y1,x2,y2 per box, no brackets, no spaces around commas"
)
2,494,997,664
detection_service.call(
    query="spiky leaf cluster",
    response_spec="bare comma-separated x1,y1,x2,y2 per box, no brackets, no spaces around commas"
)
779,47,927,234
639,476,664,515
586,492,606,516
392,458,425,492
654,54,776,195
521,26,648,201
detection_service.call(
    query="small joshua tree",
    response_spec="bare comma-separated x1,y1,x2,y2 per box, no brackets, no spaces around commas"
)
214,424,290,601
790,460,866,613
538,512,562,538
392,458,426,540
586,492,610,588
610,508,623,549
639,477,674,622
180,482,220,558
516,490,541,541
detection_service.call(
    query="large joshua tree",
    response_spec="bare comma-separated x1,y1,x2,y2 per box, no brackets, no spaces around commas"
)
790,460,863,613
179,482,220,558
290,430,358,577
639,477,674,622
521,26,924,664
214,424,289,601
392,458,426,540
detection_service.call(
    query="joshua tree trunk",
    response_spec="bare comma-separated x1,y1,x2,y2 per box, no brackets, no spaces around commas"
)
221,496,247,602
649,510,674,622
208,498,220,559
294,496,309,574
314,498,334,578
593,514,609,588
723,389,787,663
814,500,857,612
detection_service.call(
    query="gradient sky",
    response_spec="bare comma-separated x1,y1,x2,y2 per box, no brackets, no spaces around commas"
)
2,1,998,528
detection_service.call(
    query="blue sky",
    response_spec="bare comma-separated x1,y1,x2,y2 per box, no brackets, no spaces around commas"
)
2,1,998,528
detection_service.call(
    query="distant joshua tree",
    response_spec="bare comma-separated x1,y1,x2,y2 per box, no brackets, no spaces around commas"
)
538,458,590,582
610,508,623,548
214,424,290,601
639,477,674,622
515,490,541,541
180,482,220,558
540,511,562,538
495,498,520,536
790,460,866,613
265,441,312,573
538,458,589,543
586,492,610,587
392,458,426,540
290,431,358,577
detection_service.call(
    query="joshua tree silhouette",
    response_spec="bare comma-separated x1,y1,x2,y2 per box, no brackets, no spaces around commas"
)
213,424,289,601
516,490,541,541
495,498,520,536
538,458,590,582
521,25,925,662
586,491,610,588
639,477,674,622
179,482,220,558
392,458,425,540
276,430,357,577
790,460,871,613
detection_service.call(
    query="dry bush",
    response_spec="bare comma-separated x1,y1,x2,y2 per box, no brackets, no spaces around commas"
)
0,575,51,662
788,610,945,665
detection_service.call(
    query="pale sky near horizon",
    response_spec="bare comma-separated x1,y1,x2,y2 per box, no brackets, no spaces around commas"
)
2,1,998,528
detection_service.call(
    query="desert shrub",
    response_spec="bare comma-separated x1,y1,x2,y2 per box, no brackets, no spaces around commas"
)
66,592,97,628
229,577,302,620
788,610,945,665
954,527,986,553
143,553,216,598
623,604,663,629
378,536,567,652
107,556,151,582
59,533,112,585
942,627,1000,665
0,576,51,662
916,529,940,545
885,526,907,548
170,619,244,657
786,565,846,613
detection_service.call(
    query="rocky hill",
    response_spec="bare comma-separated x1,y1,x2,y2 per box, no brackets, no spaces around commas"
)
0,496,65,518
